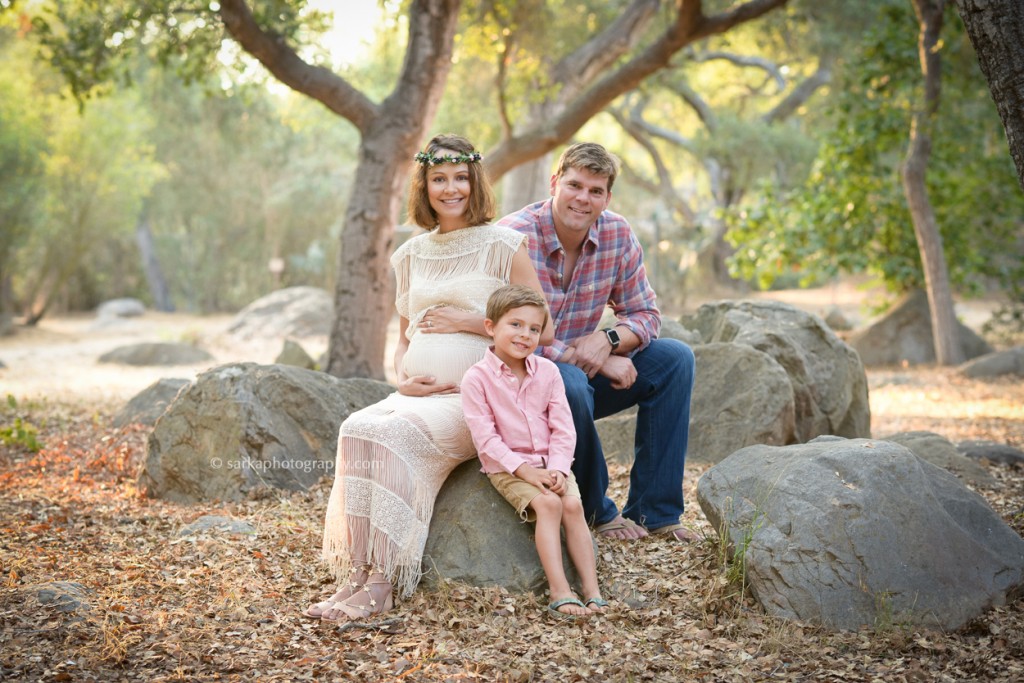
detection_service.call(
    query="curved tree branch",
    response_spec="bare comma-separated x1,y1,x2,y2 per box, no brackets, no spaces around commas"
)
217,0,379,133
609,105,698,225
690,49,786,91
550,0,661,102
763,56,833,123
484,0,790,179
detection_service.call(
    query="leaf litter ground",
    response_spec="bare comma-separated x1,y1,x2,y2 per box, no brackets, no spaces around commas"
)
1,366,1022,682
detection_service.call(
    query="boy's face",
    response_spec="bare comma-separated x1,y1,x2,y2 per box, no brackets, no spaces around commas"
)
484,305,546,364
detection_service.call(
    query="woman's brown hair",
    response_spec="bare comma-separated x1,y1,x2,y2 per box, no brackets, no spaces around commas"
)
407,134,496,229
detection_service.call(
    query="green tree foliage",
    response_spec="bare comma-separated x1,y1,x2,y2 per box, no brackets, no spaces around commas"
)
0,26,165,322
0,17,355,318
138,65,356,312
726,1,1024,296
0,28,47,315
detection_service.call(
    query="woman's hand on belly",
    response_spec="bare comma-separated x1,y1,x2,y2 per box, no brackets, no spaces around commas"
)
419,306,484,336
397,374,459,397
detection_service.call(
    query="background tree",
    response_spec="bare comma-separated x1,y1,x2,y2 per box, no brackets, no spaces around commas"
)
0,27,46,333
955,0,1024,191
726,0,1024,345
32,0,792,379
902,0,960,365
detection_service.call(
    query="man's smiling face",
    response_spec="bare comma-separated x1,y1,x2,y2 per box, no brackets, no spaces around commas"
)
549,166,612,240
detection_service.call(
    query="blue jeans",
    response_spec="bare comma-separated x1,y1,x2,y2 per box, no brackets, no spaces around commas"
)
557,338,695,530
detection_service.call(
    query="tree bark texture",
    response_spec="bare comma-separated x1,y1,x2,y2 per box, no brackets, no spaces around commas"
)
955,0,1024,191
902,0,963,366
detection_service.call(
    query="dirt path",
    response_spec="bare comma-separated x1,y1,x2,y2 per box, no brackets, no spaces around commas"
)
0,281,1004,410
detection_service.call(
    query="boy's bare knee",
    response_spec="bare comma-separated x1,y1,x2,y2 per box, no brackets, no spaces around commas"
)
561,495,582,513
530,493,562,516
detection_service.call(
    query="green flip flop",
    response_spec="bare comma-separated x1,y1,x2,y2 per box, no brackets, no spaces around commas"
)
547,597,589,621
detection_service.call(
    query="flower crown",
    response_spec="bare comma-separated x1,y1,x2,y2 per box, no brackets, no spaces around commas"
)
414,151,483,166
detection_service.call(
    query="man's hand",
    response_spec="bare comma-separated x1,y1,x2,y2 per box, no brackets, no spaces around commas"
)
569,329,615,378
513,464,554,494
598,355,637,390
398,375,458,397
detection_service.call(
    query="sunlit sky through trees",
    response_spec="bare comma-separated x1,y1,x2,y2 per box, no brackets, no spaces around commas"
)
307,0,385,64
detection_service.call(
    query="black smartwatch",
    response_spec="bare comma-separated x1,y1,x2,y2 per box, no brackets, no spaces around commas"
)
602,327,621,351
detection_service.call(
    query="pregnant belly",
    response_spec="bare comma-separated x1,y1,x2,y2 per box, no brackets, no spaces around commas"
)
402,332,490,385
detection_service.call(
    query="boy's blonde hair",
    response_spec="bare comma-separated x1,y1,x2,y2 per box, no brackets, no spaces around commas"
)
486,284,549,329
407,134,496,229
554,142,620,192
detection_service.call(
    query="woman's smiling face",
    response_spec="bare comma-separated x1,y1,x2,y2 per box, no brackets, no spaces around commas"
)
426,148,472,231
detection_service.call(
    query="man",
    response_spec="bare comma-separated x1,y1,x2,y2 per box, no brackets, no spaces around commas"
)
497,142,696,542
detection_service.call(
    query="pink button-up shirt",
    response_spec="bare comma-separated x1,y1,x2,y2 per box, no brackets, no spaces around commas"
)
461,348,576,476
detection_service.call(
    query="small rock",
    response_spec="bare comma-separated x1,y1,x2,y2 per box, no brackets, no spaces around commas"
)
96,298,146,318
823,306,852,331
881,430,997,487
226,287,333,340
35,581,93,613
957,440,1024,466
275,339,317,370
113,378,191,427
959,347,1024,379
99,342,214,367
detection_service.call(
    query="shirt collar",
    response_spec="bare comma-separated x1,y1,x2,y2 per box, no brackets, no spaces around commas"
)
483,346,539,377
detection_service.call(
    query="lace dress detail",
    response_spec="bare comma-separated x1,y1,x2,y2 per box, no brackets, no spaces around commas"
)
322,224,525,597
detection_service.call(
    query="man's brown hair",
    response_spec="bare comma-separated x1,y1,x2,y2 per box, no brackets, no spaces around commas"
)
554,142,620,192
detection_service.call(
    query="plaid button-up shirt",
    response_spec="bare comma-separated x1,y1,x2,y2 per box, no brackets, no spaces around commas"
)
498,199,661,362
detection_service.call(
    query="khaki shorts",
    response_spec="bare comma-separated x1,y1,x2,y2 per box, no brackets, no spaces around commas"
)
487,470,581,522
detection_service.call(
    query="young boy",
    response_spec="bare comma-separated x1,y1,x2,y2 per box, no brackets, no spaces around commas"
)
461,284,607,620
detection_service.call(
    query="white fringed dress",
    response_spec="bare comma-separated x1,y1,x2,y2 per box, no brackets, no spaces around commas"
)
322,224,526,597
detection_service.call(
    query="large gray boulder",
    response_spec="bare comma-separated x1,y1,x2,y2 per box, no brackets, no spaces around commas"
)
597,340,797,465
880,430,997,488
226,287,333,340
959,346,1024,379
848,289,992,367
98,342,214,367
423,460,588,593
140,363,393,503
682,300,870,442
697,438,1024,631
112,378,191,427
688,343,796,463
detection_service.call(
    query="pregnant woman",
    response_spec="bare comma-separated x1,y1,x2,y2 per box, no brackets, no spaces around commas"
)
306,134,552,621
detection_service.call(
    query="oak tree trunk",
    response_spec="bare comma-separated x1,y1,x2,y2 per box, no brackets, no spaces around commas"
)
325,127,412,379
902,0,963,366
499,155,553,215
955,0,1024,191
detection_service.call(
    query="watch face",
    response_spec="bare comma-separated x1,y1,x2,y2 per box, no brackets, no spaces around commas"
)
606,328,620,347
